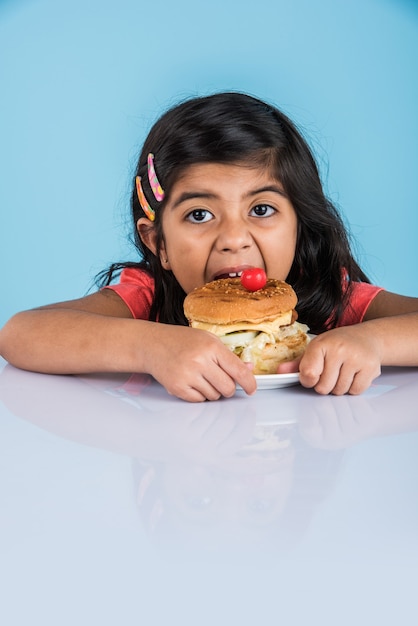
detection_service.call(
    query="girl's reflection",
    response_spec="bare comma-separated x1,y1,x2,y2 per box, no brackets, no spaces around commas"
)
1,364,417,553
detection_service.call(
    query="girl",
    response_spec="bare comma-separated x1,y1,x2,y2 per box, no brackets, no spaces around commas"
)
1,92,417,402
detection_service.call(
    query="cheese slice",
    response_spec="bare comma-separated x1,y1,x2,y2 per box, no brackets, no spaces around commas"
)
189,312,292,337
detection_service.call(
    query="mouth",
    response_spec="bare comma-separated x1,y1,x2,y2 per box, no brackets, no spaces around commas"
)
214,270,244,280
211,264,262,281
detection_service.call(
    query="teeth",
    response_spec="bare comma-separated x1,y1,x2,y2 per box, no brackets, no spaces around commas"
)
228,271,243,277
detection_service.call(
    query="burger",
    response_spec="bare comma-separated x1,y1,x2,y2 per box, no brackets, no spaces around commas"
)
238,424,294,459
183,273,309,375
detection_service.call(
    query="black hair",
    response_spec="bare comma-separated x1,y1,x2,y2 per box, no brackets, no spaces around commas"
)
97,92,369,334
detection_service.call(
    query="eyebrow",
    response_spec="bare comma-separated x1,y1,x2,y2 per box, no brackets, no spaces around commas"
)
249,185,288,198
172,185,287,209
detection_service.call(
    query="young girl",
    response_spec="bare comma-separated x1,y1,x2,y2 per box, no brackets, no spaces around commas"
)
1,92,417,402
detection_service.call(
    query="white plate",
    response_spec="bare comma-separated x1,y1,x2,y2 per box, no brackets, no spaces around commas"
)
237,372,300,391
255,372,300,389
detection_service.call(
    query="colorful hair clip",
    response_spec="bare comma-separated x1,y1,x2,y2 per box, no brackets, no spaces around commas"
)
147,153,165,202
136,176,155,221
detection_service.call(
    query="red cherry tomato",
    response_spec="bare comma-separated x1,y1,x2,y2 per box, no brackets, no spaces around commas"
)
240,268,267,291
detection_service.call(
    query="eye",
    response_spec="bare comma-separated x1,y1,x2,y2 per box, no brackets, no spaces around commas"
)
250,204,276,217
186,208,214,223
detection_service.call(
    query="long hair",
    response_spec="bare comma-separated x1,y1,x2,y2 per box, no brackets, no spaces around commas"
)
97,92,369,333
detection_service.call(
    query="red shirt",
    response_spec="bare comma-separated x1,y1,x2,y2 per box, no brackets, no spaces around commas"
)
104,268,154,320
104,267,383,327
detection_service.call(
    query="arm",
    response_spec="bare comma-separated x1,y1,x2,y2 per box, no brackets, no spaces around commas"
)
362,290,418,365
279,291,418,395
0,290,139,373
0,291,256,402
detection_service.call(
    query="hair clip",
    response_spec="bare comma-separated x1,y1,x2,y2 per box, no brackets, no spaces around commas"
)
147,153,165,202
136,176,155,221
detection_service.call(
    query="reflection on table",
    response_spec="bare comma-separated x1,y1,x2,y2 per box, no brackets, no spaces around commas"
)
1,361,417,558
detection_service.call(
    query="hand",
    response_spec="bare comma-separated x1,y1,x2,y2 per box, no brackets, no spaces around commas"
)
146,325,257,402
297,394,378,448
278,325,382,395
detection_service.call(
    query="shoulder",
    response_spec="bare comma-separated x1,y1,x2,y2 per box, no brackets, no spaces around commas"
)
117,267,155,287
103,267,155,320
338,282,384,326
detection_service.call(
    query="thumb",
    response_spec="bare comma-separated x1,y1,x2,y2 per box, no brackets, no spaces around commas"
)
276,358,301,374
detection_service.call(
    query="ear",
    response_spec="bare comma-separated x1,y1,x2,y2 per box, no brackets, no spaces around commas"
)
137,218,158,256
136,218,172,269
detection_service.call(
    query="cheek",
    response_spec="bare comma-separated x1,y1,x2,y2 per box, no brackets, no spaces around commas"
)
166,253,203,294
281,219,298,259
265,235,297,279
163,225,208,263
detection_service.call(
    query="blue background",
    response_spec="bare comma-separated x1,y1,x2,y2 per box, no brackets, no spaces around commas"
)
1,0,417,327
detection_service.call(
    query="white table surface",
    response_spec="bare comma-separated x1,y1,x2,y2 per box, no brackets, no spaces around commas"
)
1,356,417,626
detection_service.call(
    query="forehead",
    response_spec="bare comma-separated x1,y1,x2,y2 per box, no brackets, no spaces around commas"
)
170,161,282,191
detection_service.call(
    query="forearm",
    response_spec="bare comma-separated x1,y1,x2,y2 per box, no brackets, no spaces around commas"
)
0,308,154,374
362,312,418,367
0,307,258,401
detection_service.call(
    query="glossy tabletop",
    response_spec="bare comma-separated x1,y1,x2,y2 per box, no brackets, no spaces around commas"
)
1,356,418,625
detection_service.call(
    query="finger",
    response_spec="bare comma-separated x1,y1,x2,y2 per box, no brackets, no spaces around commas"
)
299,340,353,394
171,386,211,402
329,358,381,395
192,377,225,401
167,377,222,402
198,354,247,400
329,362,358,395
169,347,256,401
276,358,301,374
346,365,381,395
314,366,342,395
172,388,208,402
297,346,325,389
218,353,257,396
325,360,381,396
168,369,237,402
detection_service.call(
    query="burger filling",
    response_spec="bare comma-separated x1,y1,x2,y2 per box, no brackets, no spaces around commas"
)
219,321,310,374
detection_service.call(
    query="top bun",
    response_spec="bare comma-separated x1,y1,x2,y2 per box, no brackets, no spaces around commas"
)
184,277,297,325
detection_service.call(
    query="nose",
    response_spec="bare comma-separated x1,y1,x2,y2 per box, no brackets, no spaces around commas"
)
215,216,253,253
